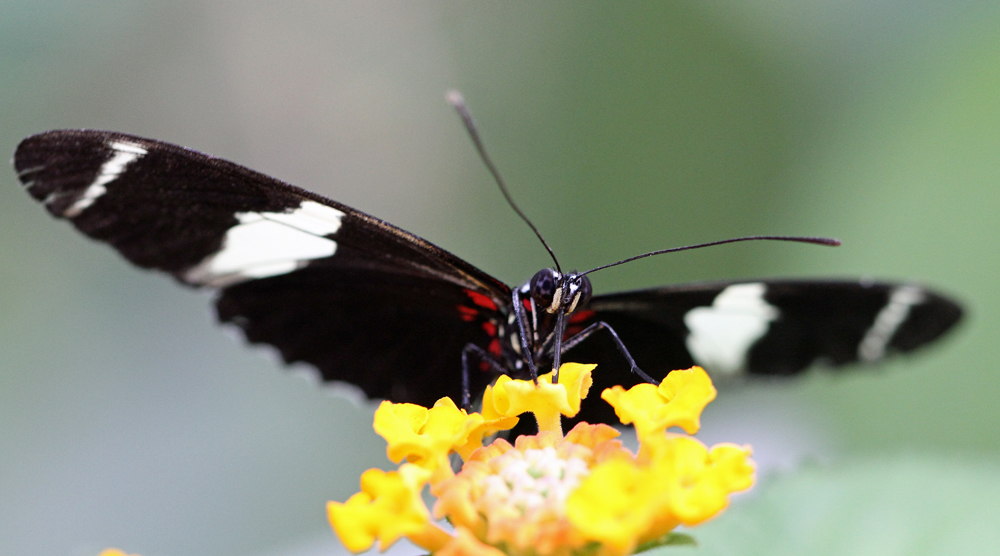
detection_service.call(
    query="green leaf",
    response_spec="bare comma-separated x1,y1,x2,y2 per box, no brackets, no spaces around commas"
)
635,532,698,553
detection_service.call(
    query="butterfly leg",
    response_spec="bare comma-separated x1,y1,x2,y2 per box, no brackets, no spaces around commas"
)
461,343,508,411
551,309,567,382
510,288,540,380
559,321,657,384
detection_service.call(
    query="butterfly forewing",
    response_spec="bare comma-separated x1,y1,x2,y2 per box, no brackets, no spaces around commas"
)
576,280,962,379
14,129,510,405
556,280,962,426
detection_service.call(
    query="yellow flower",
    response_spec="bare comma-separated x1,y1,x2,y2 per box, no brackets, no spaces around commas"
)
99,550,139,556
329,363,754,556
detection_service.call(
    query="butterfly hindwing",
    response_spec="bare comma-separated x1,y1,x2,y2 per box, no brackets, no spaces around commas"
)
216,266,509,405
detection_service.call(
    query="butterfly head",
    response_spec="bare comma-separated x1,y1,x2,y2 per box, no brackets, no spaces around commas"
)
529,268,592,315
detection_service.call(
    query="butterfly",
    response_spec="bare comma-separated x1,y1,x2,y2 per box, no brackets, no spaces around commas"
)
12,126,962,426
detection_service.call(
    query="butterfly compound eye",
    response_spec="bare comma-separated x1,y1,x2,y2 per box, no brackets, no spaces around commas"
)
530,268,559,309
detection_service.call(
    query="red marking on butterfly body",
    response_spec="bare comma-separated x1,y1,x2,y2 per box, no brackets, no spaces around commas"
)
569,310,596,324
488,338,502,357
566,309,596,337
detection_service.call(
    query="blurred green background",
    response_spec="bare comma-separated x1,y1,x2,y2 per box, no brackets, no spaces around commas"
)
1,2,997,556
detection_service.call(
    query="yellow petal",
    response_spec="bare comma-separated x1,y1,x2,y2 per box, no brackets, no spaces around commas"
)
708,443,756,492
432,466,483,529
562,421,621,450
601,383,663,430
454,384,520,460
554,362,595,414
565,459,664,556
653,436,755,526
436,526,507,556
373,398,483,475
480,379,510,422
499,364,596,433
373,401,429,461
327,464,436,552
601,366,716,438
485,375,514,416
655,366,716,434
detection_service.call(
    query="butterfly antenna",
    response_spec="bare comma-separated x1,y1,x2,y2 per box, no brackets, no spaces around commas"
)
447,90,561,273
581,235,841,276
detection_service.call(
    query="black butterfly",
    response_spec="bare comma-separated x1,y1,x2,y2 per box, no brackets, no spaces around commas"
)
12,128,962,426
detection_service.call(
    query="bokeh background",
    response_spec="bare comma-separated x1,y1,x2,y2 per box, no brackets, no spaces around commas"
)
1,2,998,555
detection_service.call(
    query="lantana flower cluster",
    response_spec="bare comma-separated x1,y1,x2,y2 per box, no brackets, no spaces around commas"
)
327,364,755,556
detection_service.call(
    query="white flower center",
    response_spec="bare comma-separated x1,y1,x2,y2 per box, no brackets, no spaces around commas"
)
480,447,590,517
